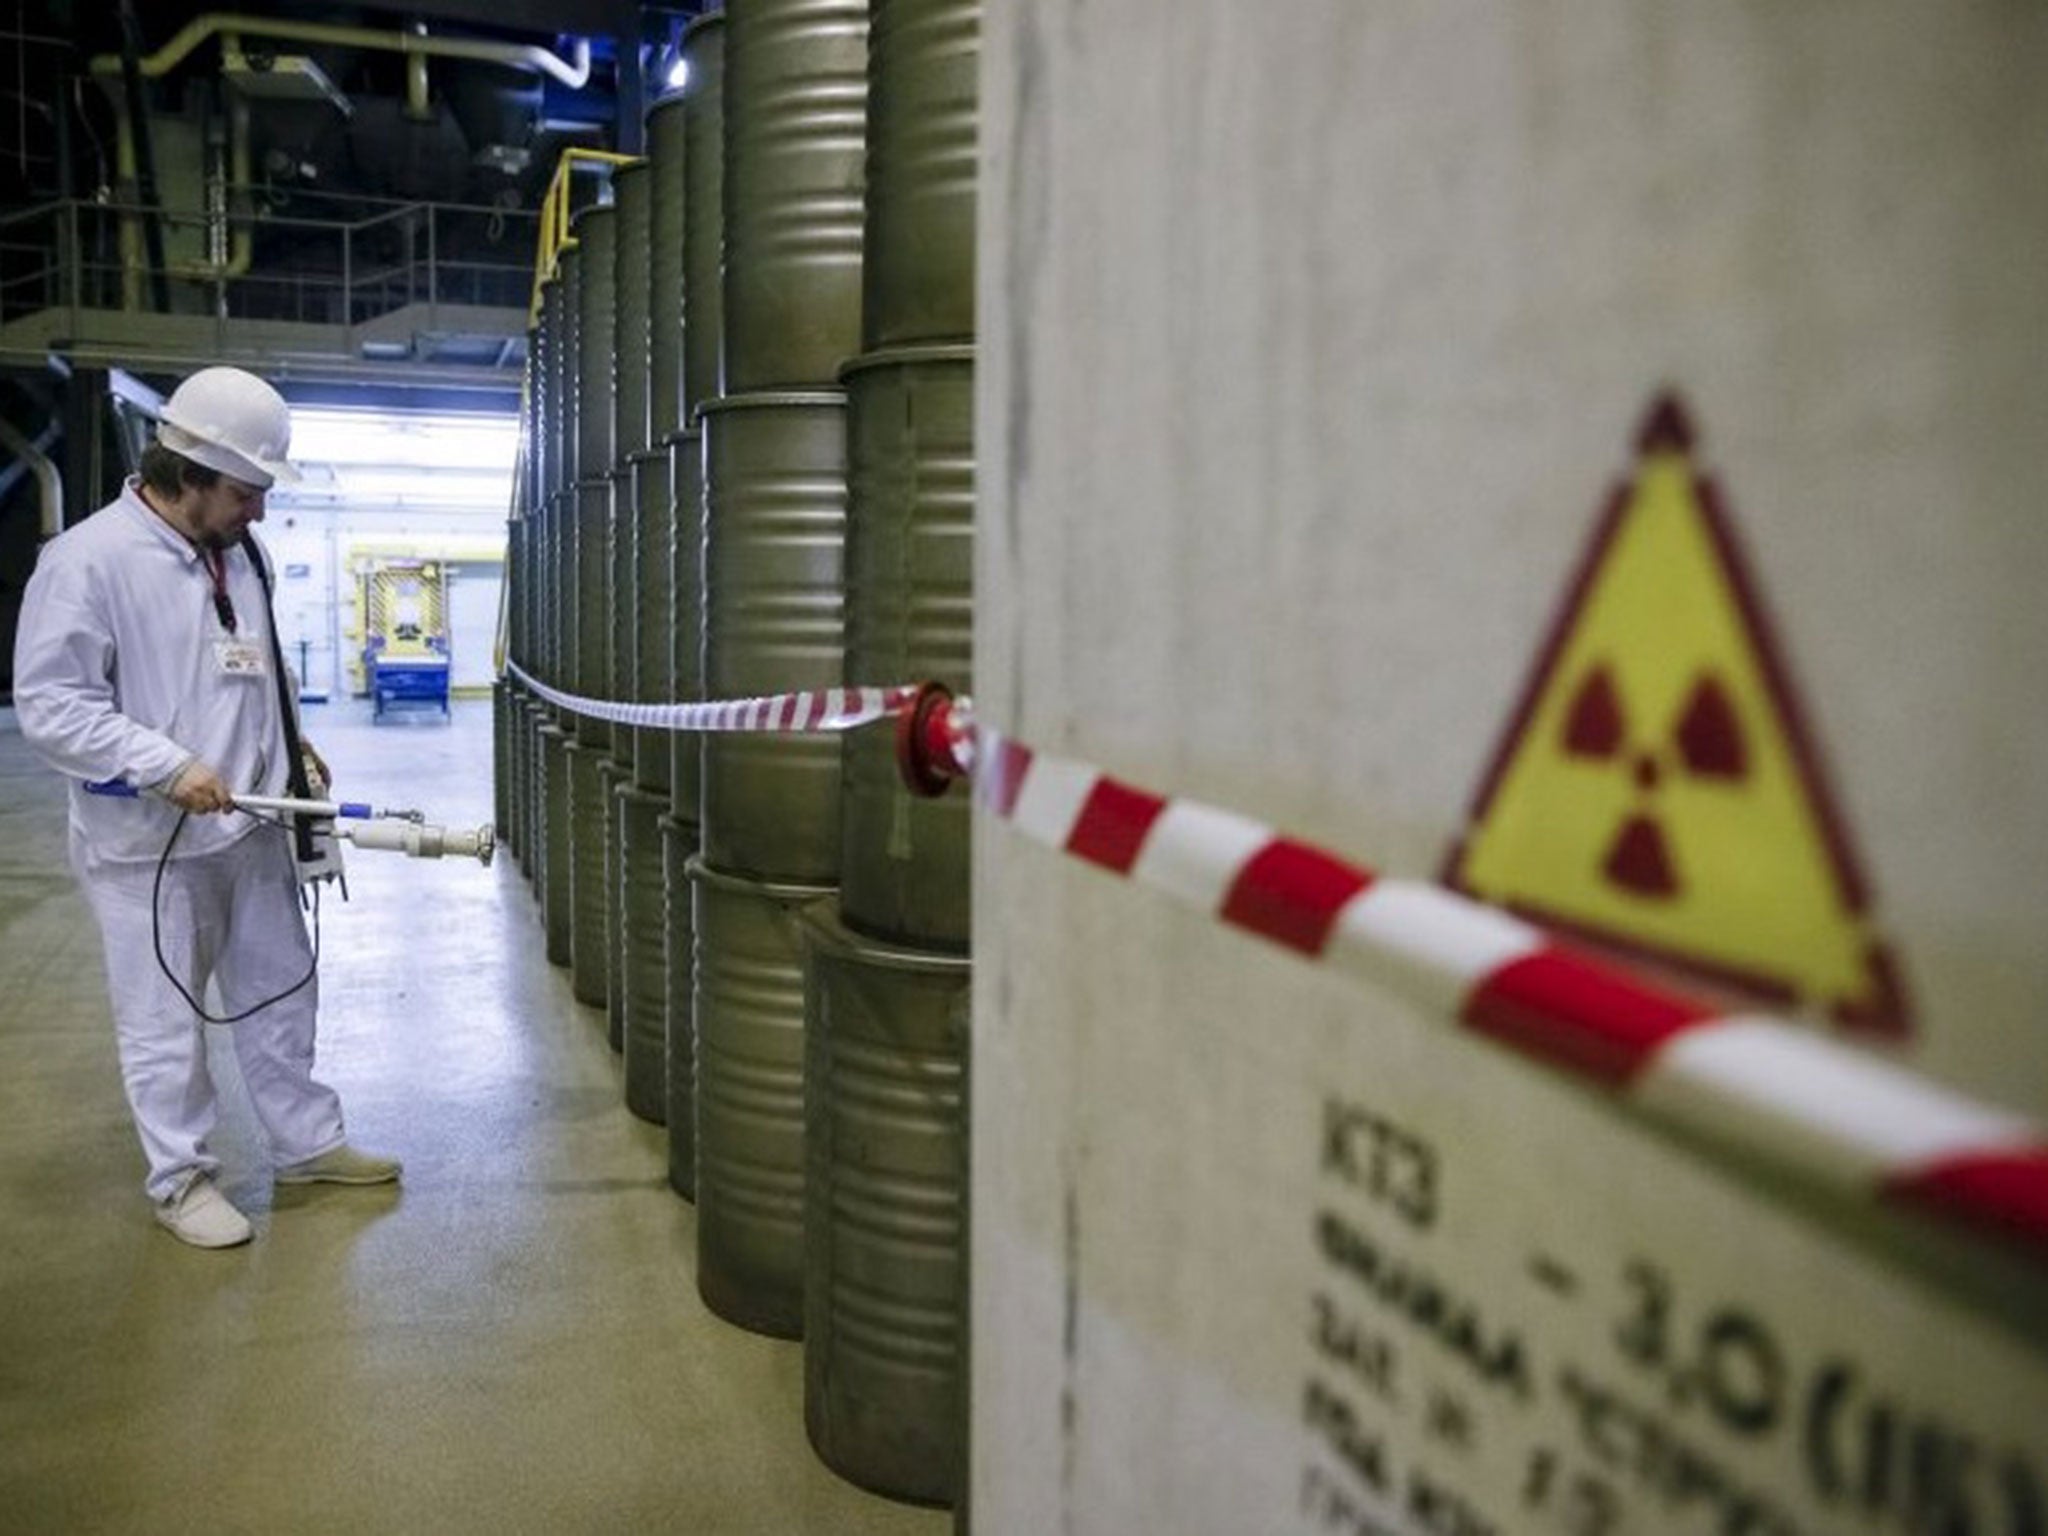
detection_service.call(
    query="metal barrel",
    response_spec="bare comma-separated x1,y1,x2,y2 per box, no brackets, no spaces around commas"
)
526,308,546,515
528,698,548,886
609,464,637,770
692,854,834,1336
613,165,656,781
604,758,631,1050
722,0,868,392
613,161,654,462
800,906,969,1506
663,816,702,1198
700,391,847,882
575,208,618,759
668,429,705,823
839,346,975,947
538,276,561,503
501,674,519,866
861,0,979,348
567,739,610,1008
574,480,612,750
632,450,673,793
554,248,581,502
575,206,617,482
549,250,581,718
514,689,537,878
648,92,688,439
682,11,726,422
626,450,675,794
541,723,573,967
619,782,670,1124
543,487,565,695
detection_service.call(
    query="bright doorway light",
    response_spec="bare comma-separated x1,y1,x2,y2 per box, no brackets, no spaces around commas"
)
666,54,690,91
273,406,519,513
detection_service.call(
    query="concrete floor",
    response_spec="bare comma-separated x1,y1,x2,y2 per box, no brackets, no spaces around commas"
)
0,698,949,1536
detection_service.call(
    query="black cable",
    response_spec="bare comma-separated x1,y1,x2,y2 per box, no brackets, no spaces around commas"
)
150,806,323,1025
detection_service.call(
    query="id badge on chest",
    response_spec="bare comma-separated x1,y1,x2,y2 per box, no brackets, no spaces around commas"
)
213,637,267,677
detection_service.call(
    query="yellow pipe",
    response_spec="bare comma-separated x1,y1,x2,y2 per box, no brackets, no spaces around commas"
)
90,14,591,89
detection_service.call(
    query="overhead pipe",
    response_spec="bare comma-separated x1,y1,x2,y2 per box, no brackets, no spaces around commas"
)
110,81,253,285
0,417,68,541
405,21,432,120
89,14,593,90
173,85,252,281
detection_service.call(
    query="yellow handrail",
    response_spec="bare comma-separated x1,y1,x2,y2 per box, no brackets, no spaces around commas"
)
527,147,641,320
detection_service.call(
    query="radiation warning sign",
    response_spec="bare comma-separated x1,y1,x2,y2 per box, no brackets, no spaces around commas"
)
1445,393,1910,1035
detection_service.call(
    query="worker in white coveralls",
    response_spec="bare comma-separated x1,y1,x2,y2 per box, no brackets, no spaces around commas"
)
12,367,399,1249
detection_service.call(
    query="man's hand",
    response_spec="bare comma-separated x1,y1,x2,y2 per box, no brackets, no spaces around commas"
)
165,760,235,814
302,740,332,793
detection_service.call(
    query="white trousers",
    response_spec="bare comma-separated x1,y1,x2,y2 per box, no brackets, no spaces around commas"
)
75,826,346,1203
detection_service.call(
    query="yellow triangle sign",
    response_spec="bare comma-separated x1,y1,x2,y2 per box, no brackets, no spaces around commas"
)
1445,394,1909,1036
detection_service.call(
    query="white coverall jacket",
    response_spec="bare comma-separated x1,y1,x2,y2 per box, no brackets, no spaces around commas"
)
13,481,345,1202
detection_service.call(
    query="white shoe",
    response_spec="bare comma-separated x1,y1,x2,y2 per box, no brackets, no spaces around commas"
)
275,1144,402,1186
155,1175,253,1249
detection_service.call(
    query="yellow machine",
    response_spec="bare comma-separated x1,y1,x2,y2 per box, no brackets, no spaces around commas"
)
361,558,450,720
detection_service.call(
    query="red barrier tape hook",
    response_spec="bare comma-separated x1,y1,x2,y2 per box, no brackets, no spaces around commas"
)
897,681,975,797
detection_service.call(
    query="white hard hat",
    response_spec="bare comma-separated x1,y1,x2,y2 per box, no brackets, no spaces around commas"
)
157,367,299,489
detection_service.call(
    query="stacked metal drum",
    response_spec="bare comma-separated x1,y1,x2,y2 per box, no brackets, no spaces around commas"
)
568,207,619,1019
797,0,979,1511
539,246,580,972
502,191,614,1019
660,11,724,1204
609,152,674,1128
689,0,865,1344
499,1,979,1512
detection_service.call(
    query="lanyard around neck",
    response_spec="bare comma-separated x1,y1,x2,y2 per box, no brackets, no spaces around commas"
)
202,546,238,635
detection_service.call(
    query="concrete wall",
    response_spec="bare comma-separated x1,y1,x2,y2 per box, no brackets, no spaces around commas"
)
976,4,2048,1532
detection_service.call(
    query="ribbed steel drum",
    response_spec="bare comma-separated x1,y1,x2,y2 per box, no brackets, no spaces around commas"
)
540,722,573,968
691,854,833,1336
682,11,725,421
618,781,670,1124
501,675,519,868
515,690,538,879
545,488,571,703
839,346,974,946
648,91,688,439
554,249,581,500
612,161,654,462
614,165,656,779
567,738,610,1009
668,429,704,824
575,206,617,484
663,816,701,1199
700,392,847,882
722,0,868,391
632,450,673,794
801,906,968,1506
609,465,636,769
537,276,560,503
602,757,629,1050
574,479,612,752
862,0,979,347
529,699,549,888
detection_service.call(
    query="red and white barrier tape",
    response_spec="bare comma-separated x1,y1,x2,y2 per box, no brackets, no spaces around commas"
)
506,668,2048,1260
505,661,915,734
